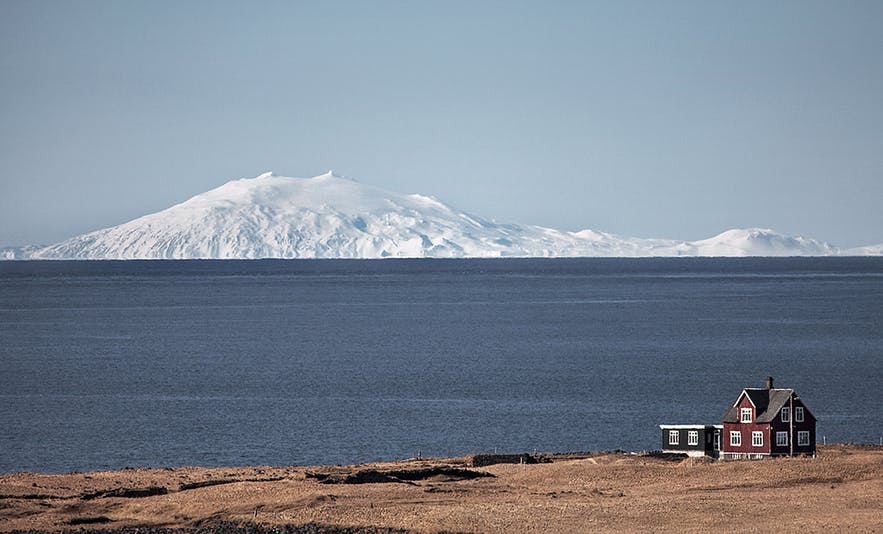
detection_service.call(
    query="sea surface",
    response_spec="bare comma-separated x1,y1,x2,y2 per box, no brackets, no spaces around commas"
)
1,258,881,473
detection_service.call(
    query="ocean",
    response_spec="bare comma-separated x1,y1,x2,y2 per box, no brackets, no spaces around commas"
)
1,258,881,473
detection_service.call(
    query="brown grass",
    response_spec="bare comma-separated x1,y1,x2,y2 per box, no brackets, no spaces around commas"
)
1,444,881,533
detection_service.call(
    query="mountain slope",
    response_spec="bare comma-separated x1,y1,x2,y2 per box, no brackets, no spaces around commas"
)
680,228,837,257
14,171,855,259
842,243,883,256
29,172,577,259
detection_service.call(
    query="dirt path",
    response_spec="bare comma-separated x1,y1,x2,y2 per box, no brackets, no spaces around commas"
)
1,445,881,533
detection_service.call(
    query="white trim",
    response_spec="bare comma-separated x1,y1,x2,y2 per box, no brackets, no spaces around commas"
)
797,431,810,446
776,431,788,446
668,430,680,445
688,430,699,446
740,407,753,423
752,431,763,447
722,452,770,460
733,389,757,408
662,449,708,458
795,406,804,422
781,406,791,422
730,431,741,447
659,424,712,429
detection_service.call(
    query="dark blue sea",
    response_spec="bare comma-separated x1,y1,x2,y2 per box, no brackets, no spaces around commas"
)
1,258,881,473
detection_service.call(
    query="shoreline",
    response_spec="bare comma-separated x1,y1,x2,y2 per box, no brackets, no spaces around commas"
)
2,444,881,533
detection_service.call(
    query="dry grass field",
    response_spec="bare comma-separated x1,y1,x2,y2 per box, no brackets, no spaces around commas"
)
1,444,881,533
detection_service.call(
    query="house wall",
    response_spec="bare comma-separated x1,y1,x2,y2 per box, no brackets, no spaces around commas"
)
704,427,719,456
724,392,817,458
769,415,791,455
722,396,771,455
794,398,817,455
660,426,721,457
660,427,707,454
796,419,817,455
768,397,816,456
722,422,770,455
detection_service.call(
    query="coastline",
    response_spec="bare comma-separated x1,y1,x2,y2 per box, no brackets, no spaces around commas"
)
2,444,881,533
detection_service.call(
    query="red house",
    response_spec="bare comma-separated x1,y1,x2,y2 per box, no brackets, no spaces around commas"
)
721,377,816,459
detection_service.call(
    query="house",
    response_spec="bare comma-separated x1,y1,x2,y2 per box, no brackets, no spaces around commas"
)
720,376,816,459
659,424,723,457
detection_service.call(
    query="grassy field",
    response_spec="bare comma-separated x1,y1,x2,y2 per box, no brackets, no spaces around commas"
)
1,444,881,533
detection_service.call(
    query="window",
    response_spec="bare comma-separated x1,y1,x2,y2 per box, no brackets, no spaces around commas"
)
730,431,741,447
740,407,752,423
776,431,788,446
688,430,699,446
795,407,804,422
752,431,763,447
669,430,679,445
798,431,810,446
781,407,790,422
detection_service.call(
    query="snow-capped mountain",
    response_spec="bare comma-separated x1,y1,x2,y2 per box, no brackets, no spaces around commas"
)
3,171,869,259
680,228,837,257
842,243,883,256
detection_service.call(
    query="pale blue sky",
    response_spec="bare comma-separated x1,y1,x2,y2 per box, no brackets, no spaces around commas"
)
1,1,881,248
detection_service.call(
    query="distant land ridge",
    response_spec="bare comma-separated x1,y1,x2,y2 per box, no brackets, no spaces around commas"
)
2,171,880,259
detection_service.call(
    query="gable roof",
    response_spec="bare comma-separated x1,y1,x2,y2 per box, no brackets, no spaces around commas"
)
722,388,795,423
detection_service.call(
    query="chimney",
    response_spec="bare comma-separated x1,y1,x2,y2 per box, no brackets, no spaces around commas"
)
765,376,774,390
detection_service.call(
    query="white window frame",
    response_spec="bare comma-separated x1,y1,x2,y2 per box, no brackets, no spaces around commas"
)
668,430,679,445
730,431,741,447
781,407,790,422
752,431,763,447
797,431,810,446
795,407,804,422
740,407,752,423
688,430,699,446
776,431,788,446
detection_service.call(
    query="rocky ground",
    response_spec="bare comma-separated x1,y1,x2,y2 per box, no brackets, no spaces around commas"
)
1,445,881,533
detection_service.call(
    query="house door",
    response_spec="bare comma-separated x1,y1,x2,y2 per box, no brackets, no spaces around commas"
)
713,430,721,451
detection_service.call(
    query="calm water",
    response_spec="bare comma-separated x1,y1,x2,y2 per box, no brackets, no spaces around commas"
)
1,258,881,473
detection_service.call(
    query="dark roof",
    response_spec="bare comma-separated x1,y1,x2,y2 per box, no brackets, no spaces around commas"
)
722,388,795,423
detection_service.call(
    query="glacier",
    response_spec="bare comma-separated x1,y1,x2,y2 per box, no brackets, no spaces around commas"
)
1,171,876,259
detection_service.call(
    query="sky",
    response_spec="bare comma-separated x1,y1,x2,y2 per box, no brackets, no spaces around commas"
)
1,1,881,248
